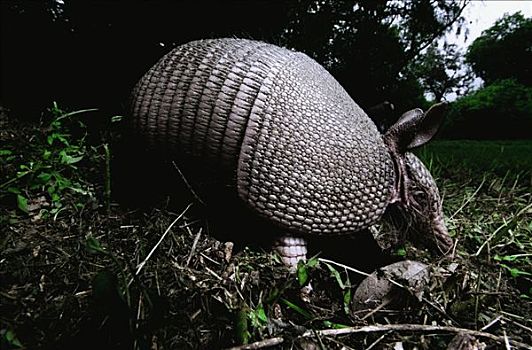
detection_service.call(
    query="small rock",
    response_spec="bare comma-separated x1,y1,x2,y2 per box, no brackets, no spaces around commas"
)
352,260,430,311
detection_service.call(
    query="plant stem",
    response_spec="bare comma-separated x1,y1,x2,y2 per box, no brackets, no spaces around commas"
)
103,143,111,214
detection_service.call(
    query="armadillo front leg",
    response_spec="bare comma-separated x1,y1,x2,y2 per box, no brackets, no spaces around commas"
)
273,235,308,271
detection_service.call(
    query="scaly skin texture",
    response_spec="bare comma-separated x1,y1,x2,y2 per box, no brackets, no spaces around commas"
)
131,38,394,237
130,38,452,267
369,154,453,256
272,237,308,270
404,153,453,254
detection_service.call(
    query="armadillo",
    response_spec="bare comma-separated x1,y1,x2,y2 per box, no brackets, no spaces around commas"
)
129,38,453,267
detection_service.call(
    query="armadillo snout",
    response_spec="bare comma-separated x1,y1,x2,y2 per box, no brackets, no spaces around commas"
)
432,217,453,254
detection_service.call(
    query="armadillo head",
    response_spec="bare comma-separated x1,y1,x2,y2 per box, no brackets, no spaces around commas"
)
381,103,453,255
402,152,453,253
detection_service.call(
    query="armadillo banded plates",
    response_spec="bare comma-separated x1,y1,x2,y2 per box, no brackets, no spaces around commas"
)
130,38,395,236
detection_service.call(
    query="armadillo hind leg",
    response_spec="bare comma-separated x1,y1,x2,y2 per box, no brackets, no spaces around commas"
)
273,235,307,271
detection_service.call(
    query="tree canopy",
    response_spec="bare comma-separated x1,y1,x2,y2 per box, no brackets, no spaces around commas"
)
281,0,468,112
443,12,532,140
445,79,532,139
466,12,532,85
412,42,474,103
0,0,468,119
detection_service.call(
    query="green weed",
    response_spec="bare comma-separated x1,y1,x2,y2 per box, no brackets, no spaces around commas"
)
296,255,319,287
420,140,532,299
0,103,97,219
0,328,23,349
323,261,353,315
417,140,532,176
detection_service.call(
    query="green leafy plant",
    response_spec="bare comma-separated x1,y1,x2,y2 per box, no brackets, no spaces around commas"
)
495,254,532,279
0,102,97,219
235,308,250,344
323,262,353,315
296,255,319,287
247,303,269,330
235,303,272,345
0,328,23,349
499,264,532,278
86,235,130,300
280,298,313,319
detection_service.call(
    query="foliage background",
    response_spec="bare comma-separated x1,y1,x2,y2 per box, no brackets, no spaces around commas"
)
2,1,530,139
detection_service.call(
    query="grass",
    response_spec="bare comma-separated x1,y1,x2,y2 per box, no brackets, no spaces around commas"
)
418,140,531,266
418,140,531,287
416,140,531,335
418,139,532,177
0,108,531,349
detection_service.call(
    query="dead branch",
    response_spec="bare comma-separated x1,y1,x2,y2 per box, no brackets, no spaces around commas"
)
225,323,532,350
134,203,192,276
225,336,284,349
172,161,205,205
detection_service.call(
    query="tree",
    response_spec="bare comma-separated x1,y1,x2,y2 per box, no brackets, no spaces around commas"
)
1,0,469,118
466,12,532,86
441,12,532,139
413,43,474,102
281,0,469,112
443,79,532,139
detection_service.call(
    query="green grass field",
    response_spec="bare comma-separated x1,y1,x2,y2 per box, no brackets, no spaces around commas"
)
418,140,532,176
418,140,531,329
419,139,531,278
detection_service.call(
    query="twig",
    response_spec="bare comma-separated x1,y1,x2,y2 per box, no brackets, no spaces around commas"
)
466,291,510,296
503,317,532,334
0,291,17,300
172,161,205,205
225,337,284,350
361,298,392,321
55,108,99,121
224,324,532,350
474,267,482,329
492,308,530,322
503,329,511,350
421,296,462,327
450,176,485,219
186,228,202,266
328,337,356,350
135,203,192,275
205,266,223,281
474,202,532,256
200,252,222,266
311,328,326,349
481,315,502,331
179,220,200,229
365,331,391,350
155,269,161,296
103,143,111,214
133,294,143,350
319,258,372,278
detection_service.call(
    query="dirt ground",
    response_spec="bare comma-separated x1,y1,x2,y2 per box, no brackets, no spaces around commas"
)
1,109,531,349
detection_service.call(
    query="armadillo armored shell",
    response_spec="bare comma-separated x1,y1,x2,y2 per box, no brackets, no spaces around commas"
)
130,38,395,236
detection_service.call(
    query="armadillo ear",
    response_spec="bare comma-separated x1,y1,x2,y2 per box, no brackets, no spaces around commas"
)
385,102,447,152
